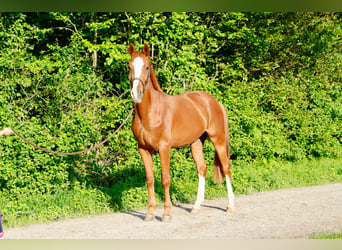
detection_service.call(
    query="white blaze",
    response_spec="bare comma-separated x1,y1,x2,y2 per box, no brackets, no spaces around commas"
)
131,57,144,102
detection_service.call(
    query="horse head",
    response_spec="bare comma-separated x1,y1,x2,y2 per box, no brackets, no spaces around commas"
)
128,43,151,103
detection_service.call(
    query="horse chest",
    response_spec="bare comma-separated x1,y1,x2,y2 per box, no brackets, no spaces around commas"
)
132,118,161,151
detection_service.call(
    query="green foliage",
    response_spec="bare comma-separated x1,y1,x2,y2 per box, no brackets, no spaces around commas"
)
0,12,341,226
309,229,342,239
232,158,342,194
0,184,111,227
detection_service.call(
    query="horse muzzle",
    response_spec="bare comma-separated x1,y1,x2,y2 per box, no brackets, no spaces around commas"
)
131,89,143,103
131,78,146,103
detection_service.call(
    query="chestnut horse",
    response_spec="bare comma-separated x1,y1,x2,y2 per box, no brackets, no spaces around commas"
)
128,43,235,222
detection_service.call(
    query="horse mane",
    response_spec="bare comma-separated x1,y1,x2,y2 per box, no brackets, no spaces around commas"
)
149,63,163,93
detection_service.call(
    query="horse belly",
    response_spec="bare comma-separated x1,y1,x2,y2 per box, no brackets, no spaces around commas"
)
170,109,206,148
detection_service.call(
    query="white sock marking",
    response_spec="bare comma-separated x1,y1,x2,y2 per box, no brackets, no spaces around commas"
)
225,175,235,209
193,174,205,209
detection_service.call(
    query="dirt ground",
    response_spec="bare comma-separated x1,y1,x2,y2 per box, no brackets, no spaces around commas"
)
6,182,342,239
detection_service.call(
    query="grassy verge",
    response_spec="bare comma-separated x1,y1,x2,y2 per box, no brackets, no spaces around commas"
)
309,229,342,239
1,157,342,228
231,158,342,195
1,184,112,228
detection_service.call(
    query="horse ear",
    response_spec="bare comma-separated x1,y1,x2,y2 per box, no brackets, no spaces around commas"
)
129,43,135,56
143,44,150,57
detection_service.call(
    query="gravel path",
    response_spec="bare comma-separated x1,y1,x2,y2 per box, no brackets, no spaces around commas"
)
6,183,342,239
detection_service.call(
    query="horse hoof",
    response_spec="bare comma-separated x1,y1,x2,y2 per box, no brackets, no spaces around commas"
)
190,208,200,214
161,216,172,223
144,215,155,221
226,206,235,213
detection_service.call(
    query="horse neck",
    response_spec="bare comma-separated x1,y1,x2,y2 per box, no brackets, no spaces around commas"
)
135,72,164,120
135,62,165,120
149,63,162,92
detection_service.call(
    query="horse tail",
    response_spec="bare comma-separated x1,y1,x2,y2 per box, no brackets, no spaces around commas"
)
212,103,231,184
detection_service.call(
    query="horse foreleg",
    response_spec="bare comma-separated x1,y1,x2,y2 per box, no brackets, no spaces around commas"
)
159,145,172,222
139,147,156,221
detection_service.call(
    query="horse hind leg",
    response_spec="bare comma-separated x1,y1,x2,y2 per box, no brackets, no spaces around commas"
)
208,103,235,212
215,144,235,212
190,137,207,213
225,171,235,212
209,135,235,212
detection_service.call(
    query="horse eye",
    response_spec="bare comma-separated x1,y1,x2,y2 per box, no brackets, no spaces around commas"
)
146,66,150,70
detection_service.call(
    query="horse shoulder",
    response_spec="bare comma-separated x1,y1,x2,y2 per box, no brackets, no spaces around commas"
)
132,107,167,151
132,113,142,140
